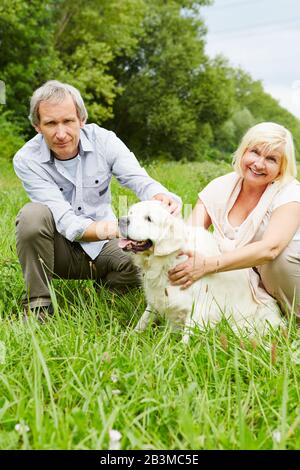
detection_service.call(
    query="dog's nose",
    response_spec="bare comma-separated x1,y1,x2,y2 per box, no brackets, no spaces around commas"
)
118,216,130,234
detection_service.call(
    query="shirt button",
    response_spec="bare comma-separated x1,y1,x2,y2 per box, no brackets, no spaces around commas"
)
78,207,82,211
95,180,99,184
59,188,63,191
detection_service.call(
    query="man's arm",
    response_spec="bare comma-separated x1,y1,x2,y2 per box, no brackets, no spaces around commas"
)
80,220,118,242
105,131,182,211
13,156,94,242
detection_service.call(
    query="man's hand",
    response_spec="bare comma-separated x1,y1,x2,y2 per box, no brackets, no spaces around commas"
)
95,220,119,240
81,220,119,242
151,193,181,215
168,250,207,289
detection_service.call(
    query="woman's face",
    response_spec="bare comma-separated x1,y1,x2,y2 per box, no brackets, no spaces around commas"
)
241,144,283,187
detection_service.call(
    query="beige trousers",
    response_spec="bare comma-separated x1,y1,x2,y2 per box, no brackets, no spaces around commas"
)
258,240,300,318
16,203,140,309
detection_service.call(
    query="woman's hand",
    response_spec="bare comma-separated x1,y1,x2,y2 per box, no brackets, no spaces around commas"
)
168,251,207,289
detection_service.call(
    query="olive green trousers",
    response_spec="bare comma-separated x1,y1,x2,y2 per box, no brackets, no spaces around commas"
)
16,203,140,309
258,240,300,318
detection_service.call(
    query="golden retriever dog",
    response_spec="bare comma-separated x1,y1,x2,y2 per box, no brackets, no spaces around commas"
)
119,201,283,342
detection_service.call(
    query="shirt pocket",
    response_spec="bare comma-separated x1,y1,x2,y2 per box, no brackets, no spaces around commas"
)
83,175,110,206
58,181,74,200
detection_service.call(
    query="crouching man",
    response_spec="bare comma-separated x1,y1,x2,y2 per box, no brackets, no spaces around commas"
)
13,80,181,321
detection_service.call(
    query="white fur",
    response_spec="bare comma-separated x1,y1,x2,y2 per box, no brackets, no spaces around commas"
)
123,201,283,341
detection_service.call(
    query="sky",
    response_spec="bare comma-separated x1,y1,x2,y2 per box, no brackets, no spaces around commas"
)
200,0,300,119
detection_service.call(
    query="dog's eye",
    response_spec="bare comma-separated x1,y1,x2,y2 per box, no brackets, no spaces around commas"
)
145,215,152,222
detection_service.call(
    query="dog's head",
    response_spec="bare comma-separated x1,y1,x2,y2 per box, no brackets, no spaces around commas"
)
118,201,184,256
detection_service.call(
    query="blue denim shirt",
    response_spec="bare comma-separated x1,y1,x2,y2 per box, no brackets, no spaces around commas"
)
13,124,181,259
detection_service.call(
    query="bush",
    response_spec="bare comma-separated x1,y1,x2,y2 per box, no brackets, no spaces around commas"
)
0,112,25,161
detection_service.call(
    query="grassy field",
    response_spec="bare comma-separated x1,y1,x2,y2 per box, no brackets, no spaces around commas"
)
1,157,300,450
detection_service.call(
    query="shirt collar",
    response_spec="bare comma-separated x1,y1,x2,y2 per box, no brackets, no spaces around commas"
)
40,128,93,163
79,128,93,154
40,136,53,163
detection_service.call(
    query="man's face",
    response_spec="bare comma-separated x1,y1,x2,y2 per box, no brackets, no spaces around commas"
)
35,95,85,159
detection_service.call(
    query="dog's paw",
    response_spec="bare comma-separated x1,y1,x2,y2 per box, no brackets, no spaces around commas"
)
134,324,147,333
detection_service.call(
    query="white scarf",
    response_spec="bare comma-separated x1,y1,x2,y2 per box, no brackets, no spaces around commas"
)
200,172,285,304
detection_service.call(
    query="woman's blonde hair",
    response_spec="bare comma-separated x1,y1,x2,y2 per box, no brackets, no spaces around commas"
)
233,122,297,185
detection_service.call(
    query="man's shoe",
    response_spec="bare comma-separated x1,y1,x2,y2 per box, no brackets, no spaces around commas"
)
23,304,54,324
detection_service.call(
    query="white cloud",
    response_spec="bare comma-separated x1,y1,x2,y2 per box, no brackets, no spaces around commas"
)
264,83,300,118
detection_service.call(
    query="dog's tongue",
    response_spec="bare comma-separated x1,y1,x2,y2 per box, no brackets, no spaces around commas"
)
118,238,133,249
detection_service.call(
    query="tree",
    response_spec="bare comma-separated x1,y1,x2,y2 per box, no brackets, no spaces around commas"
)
0,0,61,132
1,0,299,162
231,68,300,157
53,0,146,124
0,0,145,132
0,112,25,161
110,0,234,160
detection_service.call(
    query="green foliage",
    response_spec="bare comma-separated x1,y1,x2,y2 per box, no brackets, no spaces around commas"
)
230,68,300,158
111,2,233,160
53,0,146,124
216,108,256,154
0,0,145,131
0,0,62,132
0,113,25,161
59,40,118,124
0,0,299,160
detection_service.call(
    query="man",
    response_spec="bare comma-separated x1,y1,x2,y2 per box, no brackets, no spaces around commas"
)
13,80,181,321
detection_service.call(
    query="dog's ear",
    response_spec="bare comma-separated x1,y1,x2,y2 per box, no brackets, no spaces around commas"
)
154,217,184,256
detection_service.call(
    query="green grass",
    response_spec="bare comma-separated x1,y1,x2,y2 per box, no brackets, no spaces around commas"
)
1,156,300,450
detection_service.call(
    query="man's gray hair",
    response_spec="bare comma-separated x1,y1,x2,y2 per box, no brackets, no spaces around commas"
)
29,80,88,126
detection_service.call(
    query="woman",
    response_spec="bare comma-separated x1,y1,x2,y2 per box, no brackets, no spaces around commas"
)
169,122,300,317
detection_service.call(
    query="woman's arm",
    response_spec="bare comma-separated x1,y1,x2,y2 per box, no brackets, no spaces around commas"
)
169,202,300,289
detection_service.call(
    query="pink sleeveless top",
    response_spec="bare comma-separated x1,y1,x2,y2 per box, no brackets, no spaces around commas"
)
198,172,290,305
